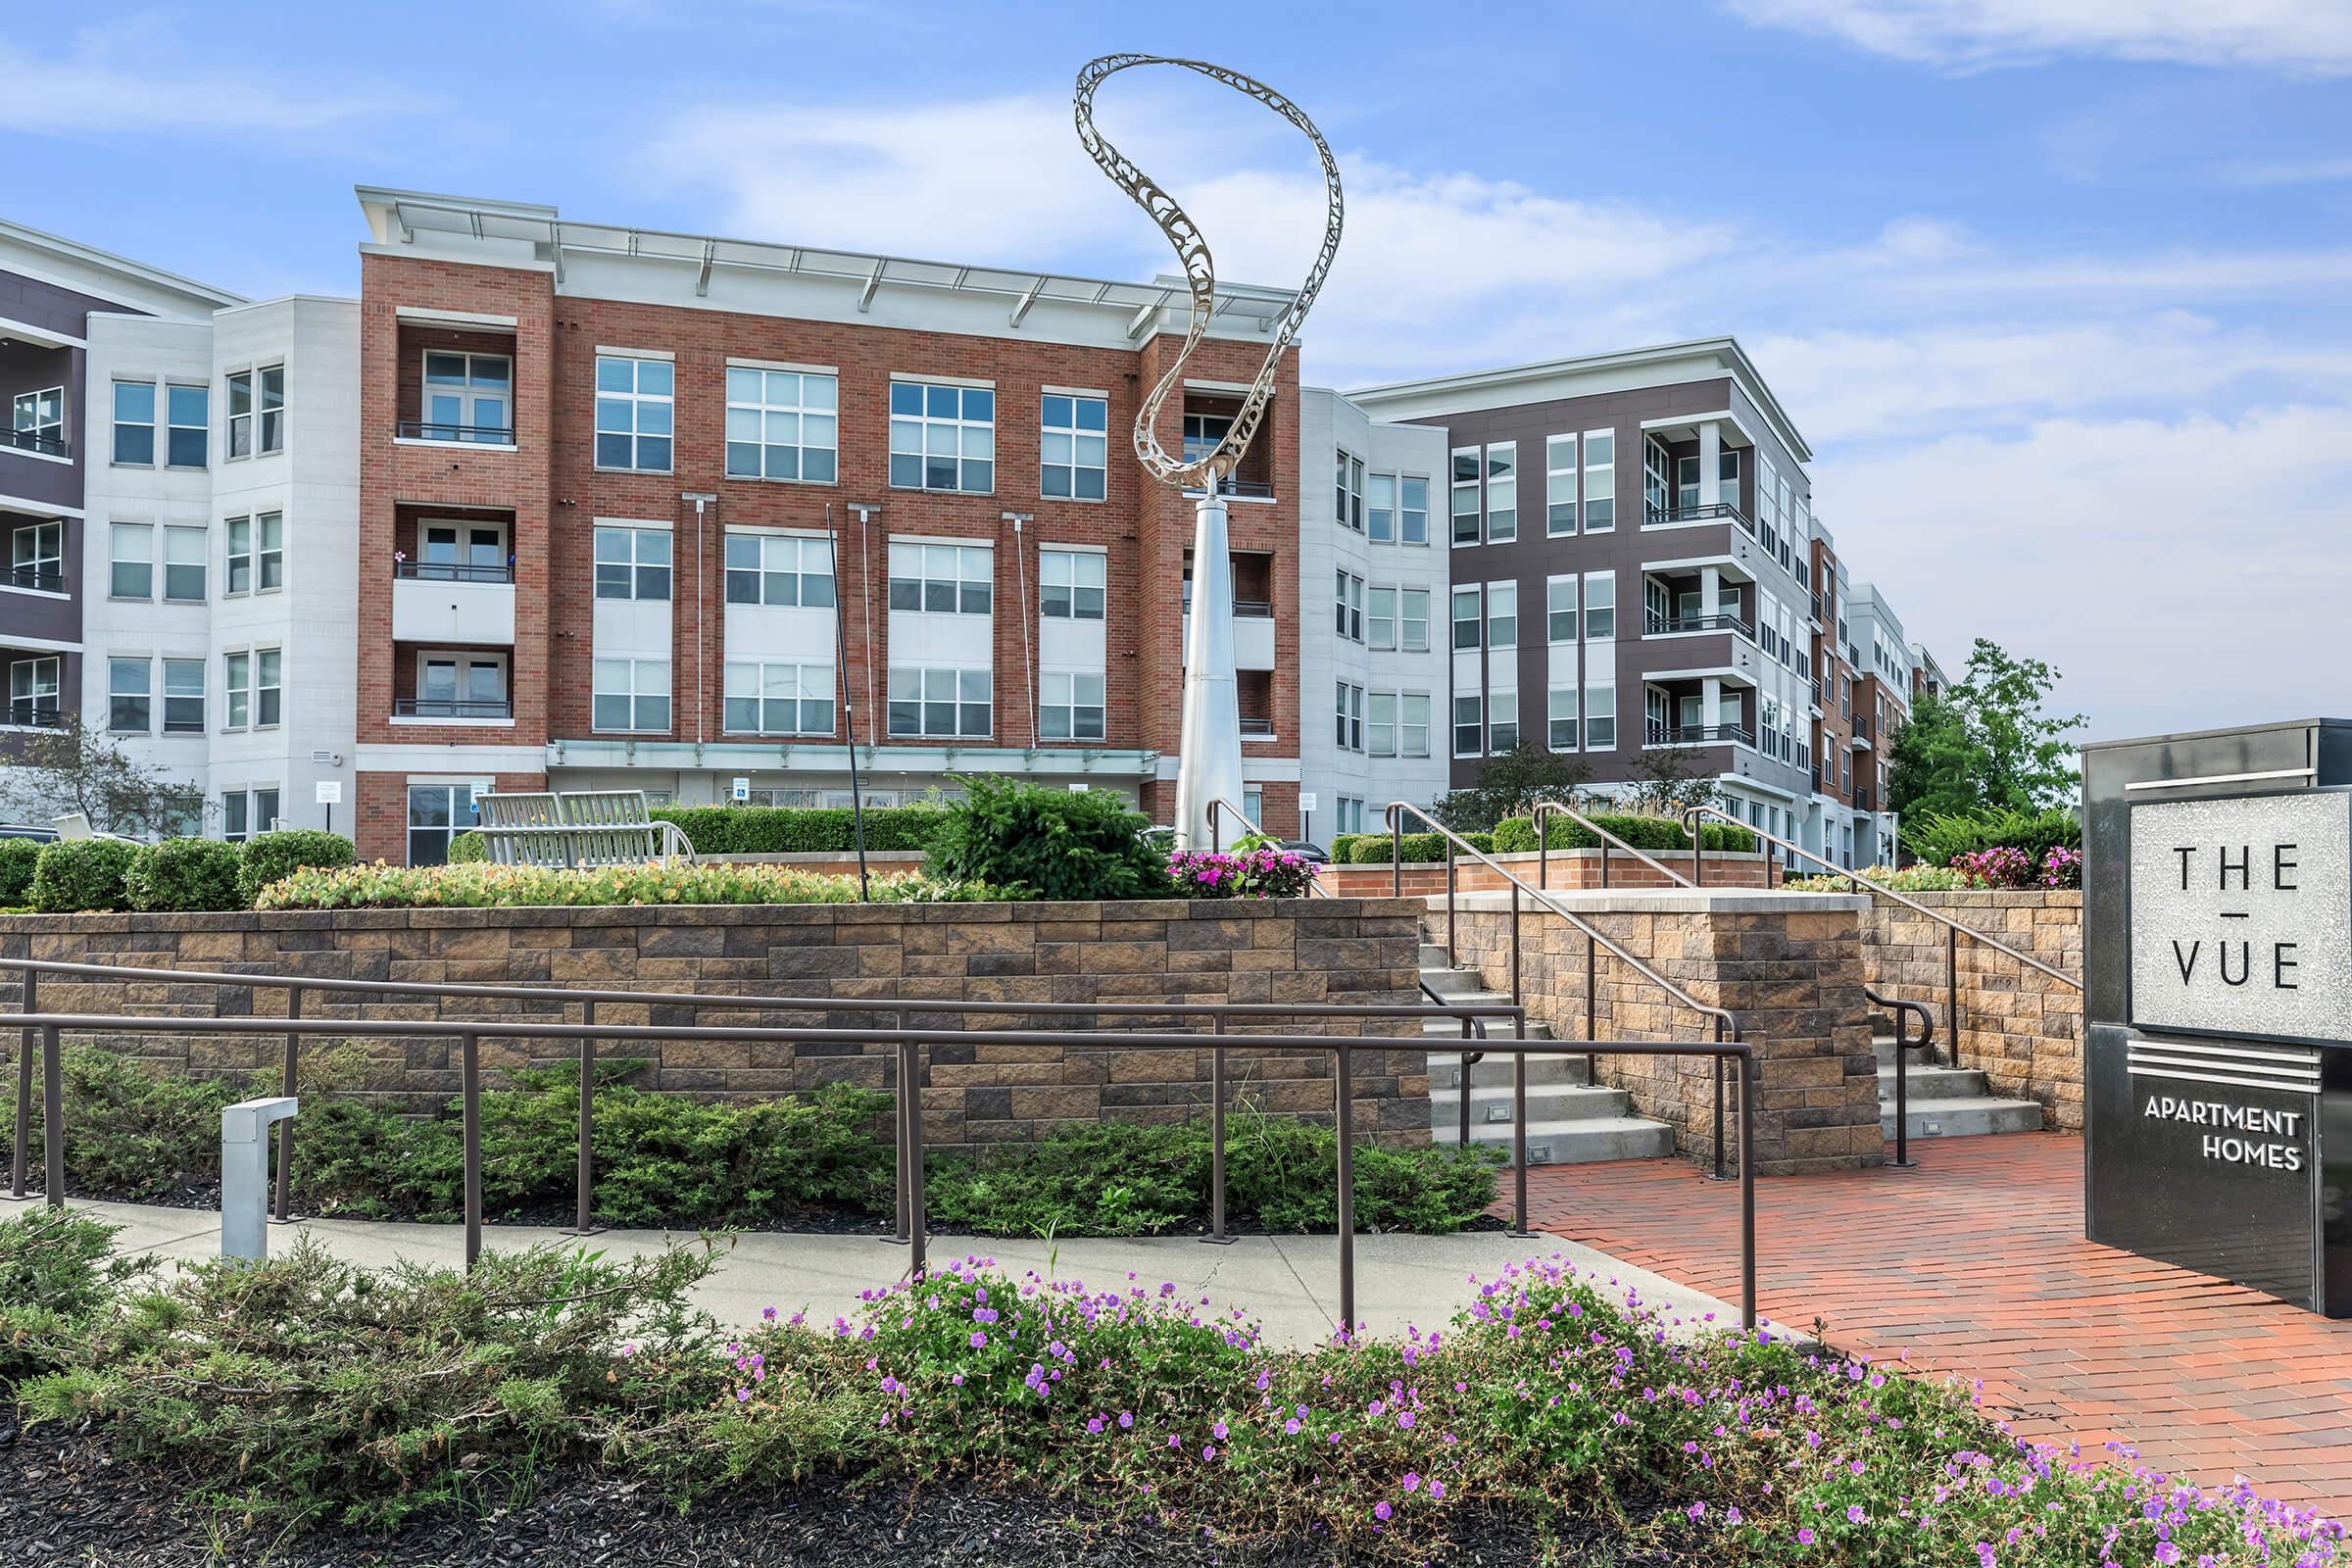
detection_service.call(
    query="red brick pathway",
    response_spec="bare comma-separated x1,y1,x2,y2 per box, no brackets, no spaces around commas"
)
1518,1133,2352,1516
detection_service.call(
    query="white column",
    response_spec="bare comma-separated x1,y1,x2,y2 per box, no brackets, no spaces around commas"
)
1700,565,1721,618
1171,485,1247,851
1702,676,1722,728
1697,420,1722,508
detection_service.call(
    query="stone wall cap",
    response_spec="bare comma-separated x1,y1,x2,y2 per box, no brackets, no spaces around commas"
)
1441,890,1869,914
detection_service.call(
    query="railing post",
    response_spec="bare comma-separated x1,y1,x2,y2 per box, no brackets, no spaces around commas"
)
1945,924,1961,1071
1599,840,1612,890
1691,822,1706,887
41,1023,62,1209
891,1009,911,1246
1891,1003,1915,1169
1537,809,1548,891
1508,884,1522,1007
906,1040,928,1281
570,998,598,1233
461,1030,481,1269
1584,936,1598,1084
11,967,33,1200
1457,1019,1477,1152
1203,1015,1233,1245
1710,1023,1728,1182
1335,1042,1355,1341
1445,834,1457,968
272,985,301,1223
1738,1050,1756,1334
1509,1021,1531,1238
1390,813,1402,898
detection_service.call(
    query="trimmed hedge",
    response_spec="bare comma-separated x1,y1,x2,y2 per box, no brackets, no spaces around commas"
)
448,829,487,863
1344,831,1492,865
234,830,359,905
926,778,1164,900
652,805,952,857
1490,812,1756,855
27,840,138,913
124,837,244,912
0,838,38,904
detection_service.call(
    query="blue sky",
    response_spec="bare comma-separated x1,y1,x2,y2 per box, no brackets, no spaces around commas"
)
7,1,2350,741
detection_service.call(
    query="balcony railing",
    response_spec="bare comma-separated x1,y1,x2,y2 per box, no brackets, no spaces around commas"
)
395,560,515,585
1185,476,1276,501
1855,788,1876,813
396,418,516,445
1644,721,1754,748
1643,610,1751,637
5,429,69,459
1239,717,1276,738
1851,717,1872,744
5,565,65,594
394,699,514,720
4,702,65,729
1642,500,1751,530
1233,598,1273,618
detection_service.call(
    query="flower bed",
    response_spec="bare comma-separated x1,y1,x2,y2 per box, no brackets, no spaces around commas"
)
253,859,987,909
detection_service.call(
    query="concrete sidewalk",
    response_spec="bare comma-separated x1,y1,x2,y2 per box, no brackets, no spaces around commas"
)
47,1199,1749,1348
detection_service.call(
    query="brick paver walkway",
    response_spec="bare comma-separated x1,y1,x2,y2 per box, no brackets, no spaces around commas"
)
1519,1132,2352,1516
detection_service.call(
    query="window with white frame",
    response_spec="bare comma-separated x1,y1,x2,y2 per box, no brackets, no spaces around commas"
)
1367,473,1395,542
1366,586,1396,651
1545,434,1576,534
1584,679,1617,750
889,542,993,612
224,514,283,595
1038,393,1107,500
1400,476,1429,545
1367,691,1396,757
224,788,281,844
1488,687,1519,752
887,667,991,738
1335,570,1364,643
1400,588,1431,653
108,658,150,733
726,367,838,482
1548,686,1579,751
406,784,479,866
416,652,507,717
1450,446,1480,544
225,370,252,459
112,382,156,465
1487,581,1517,648
593,658,672,732
259,366,285,453
224,649,281,728
7,657,59,726
10,520,62,592
416,519,508,581
167,385,208,467
110,523,152,599
725,532,835,607
889,380,995,493
1453,693,1484,756
595,526,673,601
1039,549,1104,619
1484,442,1517,543
1400,694,1431,758
1182,410,1231,466
1451,585,1482,651
1040,671,1105,741
595,356,673,471
724,661,834,735
421,352,513,442
1582,570,1615,639
13,385,64,455
1335,451,1364,532
163,659,203,734
163,526,206,603
1546,575,1577,643
1581,429,1616,532
1335,681,1364,752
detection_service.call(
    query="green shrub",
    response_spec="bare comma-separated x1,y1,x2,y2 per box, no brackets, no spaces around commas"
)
28,839,138,912
252,860,976,910
0,837,40,903
234,829,359,905
1901,806,2080,869
448,828,488,862
0,1210,155,1393
1489,811,1756,856
123,836,245,911
1344,831,1491,864
925,776,1165,900
653,805,952,857
1787,862,1973,893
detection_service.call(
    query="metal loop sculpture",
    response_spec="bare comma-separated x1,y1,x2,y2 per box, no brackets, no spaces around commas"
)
1074,54,1344,490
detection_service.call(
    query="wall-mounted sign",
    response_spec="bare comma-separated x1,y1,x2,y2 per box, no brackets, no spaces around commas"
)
314,780,342,806
2129,791,2352,1045
730,776,751,803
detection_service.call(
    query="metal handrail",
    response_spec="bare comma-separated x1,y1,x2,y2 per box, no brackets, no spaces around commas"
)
1868,987,1936,1169
1205,797,1335,897
1421,975,1487,1154
1530,799,1695,892
1386,800,1750,1183
1681,804,2081,1074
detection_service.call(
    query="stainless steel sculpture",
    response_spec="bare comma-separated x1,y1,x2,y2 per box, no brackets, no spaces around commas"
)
1074,55,1344,848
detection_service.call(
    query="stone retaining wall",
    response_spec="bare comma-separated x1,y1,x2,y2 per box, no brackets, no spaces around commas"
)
1853,891,2084,1130
1444,890,1880,1175
1323,849,1773,898
0,899,1430,1150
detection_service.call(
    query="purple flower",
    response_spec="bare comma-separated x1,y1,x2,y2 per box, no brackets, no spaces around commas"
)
969,1331,987,1348
1847,1505,1867,1524
1374,1501,1392,1522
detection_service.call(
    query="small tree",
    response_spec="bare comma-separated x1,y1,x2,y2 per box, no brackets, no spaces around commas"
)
1431,745,1593,834
1887,638,2085,817
0,720,202,837
1622,745,1726,818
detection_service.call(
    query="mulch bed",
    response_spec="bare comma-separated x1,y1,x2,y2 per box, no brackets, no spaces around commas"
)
0,1421,1686,1567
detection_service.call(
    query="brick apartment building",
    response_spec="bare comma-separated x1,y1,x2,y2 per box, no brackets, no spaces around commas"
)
349,190,1303,863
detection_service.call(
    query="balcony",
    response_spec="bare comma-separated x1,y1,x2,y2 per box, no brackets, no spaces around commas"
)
395,322,519,450
3,699,64,730
5,428,68,460
5,564,65,595
1178,390,1276,501
392,564,516,646
1850,717,1873,750
1643,609,1750,638
1240,717,1275,738
394,699,514,720
1182,602,1277,671
1642,500,1751,531
396,417,515,447
1644,721,1754,749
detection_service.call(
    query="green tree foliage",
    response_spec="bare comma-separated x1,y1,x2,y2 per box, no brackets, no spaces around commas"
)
124,837,245,912
1887,638,2085,817
0,718,200,837
1430,745,1593,833
232,828,359,905
925,776,1166,900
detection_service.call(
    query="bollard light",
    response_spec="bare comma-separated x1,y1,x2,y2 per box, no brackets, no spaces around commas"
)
220,1096,298,1261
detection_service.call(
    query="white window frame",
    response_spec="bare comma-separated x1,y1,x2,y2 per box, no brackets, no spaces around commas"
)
1039,670,1106,742
406,782,478,865
1039,547,1105,619
1582,570,1616,641
1335,681,1364,753
419,350,514,444
1488,687,1519,753
887,665,993,739
1548,686,1579,752
162,658,204,734
1546,574,1577,644
14,384,65,456
595,525,674,602
889,378,995,494
223,787,281,845
415,650,510,716
725,366,839,483
1335,451,1364,533
1487,580,1517,649
592,657,673,733
7,656,60,727
166,383,209,467
1366,585,1397,651
1400,693,1431,759
724,531,836,608
1581,429,1616,533
1484,441,1517,543
1545,434,1577,536
1400,588,1431,653
111,381,156,466
10,519,63,592
1335,570,1364,644
1450,446,1481,545
224,513,283,597
1367,690,1397,757
889,541,994,614
1366,471,1395,542
594,355,674,473
1452,693,1484,758
1584,679,1617,751
1400,475,1430,545
109,522,153,600
108,657,151,735
1039,392,1107,502
723,660,835,736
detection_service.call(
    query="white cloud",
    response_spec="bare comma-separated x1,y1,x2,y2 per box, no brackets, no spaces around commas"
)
1723,0,2352,74
0,24,435,134
2211,153,2352,185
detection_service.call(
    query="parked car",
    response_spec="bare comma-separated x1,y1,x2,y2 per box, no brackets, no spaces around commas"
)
1277,839,1330,863
0,823,60,842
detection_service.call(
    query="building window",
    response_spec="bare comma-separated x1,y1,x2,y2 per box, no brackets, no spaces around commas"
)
1182,410,1230,466
889,381,994,493
7,657,60,727
1400,588,1431,653
1401,694,1431,759
13,385,64,456
1545,434,1576,535
1581,429,1615,532
163,659,204,734
223,650,280,728
166,385,208,467
406,784,478,866
1487,581,1517,648
594,356,674,471
1367,473,1395,542
259,367,285,453
887,667,991,738
1039,549,1104,619
11,520,63,593
725,367,838,482
1335,681,1364,753
257,650,282,727
1546,575,1577,643
223,788,281,845
1450,447,1480,544
1453,694,1483,757
108,658,150,734
226,367,285,458
1367,691,1396,757
1485,442,1517,543
1335,451,1364,532
1038,393,1108,500
156,526,203,603
421,352,514,443
1040,671,1105,741
416,519,508,581
1451,586,1482,651
1488,689,1519,752
224,513,283,595
109,523,152,599
888,541,992,613
1335,570,1364,643
1400,476,1429,545
225,370,252,459
112,381,156,465
1582,571,1615,639
416,653,508,718
595,526,673,601
724,532,836,607
724,661,834,735
1548,686,1579,751
1366,586,1396,651
593,658,672,732
1585,680,1617,750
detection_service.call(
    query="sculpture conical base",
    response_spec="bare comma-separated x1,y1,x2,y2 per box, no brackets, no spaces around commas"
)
1171,486,1247,851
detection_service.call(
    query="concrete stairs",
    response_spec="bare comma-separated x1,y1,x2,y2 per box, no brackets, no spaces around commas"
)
1418,942,1677,1164
1873,1027,2044,1141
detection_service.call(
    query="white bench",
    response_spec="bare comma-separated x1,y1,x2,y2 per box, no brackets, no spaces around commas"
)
473,791,696,868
